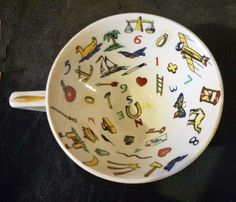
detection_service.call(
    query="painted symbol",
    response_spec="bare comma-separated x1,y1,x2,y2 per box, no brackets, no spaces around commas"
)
118,47,146,58
82,127,99,143
145,126,166,134
164,155,188,171
104,92,112,109
189,136,199,146
184,75,193,85
134,148,142,153
50,106,77,123
173,93,186,118
187,108,205,134
84,96,95,104
60,80,76,102
167,63,178,73
64,60,71,75
101,134,115,146
158,147,172,157
124,16,155,34
169,85,178,92
134,35,142,44
156,74,164,96
75,65,93,82
142,103,152,110
156,57,159,66
136,76,147,87
124,135,135,145
61,127,89,152
76,37,102,63
116,111,125,120
135,118,143,127
83,155,99,167
13,95,45,102
121,63,146,76
144,161,163,177
101,117,117,134
107,160,140,176
126,96,133,104
145,133,167,147
116,151,152,159
120,84,128,93
176,32,209,76
156,33,168,47
96,55,128,78
88,117,95,124
95,81,118,87
103,29,124,51
95,148,110,156
200,86,221,105
125,101,142,119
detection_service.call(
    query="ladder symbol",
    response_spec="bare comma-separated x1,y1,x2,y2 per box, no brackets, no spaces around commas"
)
156,74,164,96
75,65,94,82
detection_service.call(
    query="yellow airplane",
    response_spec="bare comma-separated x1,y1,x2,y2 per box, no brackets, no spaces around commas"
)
176,33,209,75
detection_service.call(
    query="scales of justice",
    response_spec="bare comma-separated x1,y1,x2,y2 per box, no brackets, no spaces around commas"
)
124,16,155,34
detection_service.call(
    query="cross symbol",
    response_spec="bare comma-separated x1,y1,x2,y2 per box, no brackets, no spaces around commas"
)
167,63,178,73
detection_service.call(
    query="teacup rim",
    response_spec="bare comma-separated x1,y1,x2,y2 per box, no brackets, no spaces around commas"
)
45,12,224,184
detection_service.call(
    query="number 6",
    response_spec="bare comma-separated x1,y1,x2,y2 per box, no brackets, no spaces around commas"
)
134,35,142,44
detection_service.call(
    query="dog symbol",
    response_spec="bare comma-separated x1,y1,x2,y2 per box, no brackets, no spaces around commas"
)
187,108,205,134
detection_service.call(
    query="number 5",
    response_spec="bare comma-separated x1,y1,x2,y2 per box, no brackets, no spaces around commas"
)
64,60,71,75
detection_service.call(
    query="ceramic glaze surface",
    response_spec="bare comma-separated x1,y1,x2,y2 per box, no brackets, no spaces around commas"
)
46,13,223,183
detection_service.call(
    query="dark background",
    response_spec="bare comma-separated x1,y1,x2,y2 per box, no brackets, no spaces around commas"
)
0,0,235,201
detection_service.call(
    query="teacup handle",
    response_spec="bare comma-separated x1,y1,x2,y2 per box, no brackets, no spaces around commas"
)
9,91,46,112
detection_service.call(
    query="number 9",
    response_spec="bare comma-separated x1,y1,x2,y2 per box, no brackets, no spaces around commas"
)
120,84,128,93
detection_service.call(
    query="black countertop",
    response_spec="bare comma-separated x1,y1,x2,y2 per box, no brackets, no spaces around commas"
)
0,0,236,201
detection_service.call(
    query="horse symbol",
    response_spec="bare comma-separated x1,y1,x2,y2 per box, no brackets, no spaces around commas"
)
187,108,205,134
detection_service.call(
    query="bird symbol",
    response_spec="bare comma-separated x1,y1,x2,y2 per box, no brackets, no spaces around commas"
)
118,47,146,58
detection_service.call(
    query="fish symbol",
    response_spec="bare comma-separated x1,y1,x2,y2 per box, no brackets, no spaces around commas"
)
164,155,188,171
118,47,146,58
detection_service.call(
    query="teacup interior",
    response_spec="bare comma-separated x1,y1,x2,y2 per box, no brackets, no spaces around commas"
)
47,13,223,183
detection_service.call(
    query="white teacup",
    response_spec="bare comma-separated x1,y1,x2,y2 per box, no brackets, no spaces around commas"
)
9,13,224,183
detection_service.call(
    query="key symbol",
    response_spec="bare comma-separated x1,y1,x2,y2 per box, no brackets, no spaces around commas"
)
96,82,118,87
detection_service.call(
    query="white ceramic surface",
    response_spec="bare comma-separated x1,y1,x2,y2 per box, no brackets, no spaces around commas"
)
9,13,224,184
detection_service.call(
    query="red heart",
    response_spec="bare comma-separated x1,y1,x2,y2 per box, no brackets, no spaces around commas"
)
158,147,172,157
136,77,147,87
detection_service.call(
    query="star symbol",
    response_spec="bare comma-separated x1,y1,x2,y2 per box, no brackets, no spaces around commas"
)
167,63,178,73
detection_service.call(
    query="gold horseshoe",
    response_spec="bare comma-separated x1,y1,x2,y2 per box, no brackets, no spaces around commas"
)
84,96,95,104
156,33,168,47
125,101,142,119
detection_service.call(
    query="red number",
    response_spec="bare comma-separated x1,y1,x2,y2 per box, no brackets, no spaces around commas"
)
134,35,142,44
156,57,159,66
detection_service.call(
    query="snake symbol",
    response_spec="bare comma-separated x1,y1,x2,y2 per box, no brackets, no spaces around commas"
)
169,85,178,92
